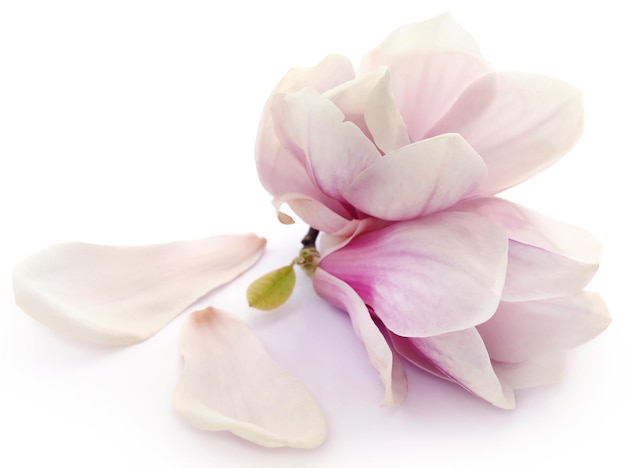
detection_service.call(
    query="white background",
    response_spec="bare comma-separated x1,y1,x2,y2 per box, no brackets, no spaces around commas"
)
1,1,623,467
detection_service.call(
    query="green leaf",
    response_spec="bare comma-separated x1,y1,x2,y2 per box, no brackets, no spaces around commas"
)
246,265,296,311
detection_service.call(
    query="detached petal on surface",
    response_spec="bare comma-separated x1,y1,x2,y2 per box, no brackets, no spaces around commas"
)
427,71,584,195
320,212,508,337
12,234,265,345
173,307,327,448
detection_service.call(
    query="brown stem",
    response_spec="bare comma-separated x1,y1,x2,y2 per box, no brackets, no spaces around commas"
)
301,227,319,249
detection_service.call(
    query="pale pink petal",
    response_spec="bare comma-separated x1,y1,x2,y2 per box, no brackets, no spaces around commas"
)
319,211,508,337
454,198,601,300
12,234,265,345
343,133,486,221
324,67,410,153
271,88,381,201
427,71,584,195
493,353,565,390
390,328,515,409
359,14,492,142
271,192,358,236
502,241,598,301
173,307,326,448
255,55,354,198
477,292,611,363
313,268,407,407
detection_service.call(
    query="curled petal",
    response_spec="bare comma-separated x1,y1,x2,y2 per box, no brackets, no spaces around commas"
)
320,211,508,337
173,307,327,448
255,54,355,198
313,268,407,407
324,67,410,153
427,71,584,195
13,234,265,345
272,88,381,201
477,292,611,363
359,13,492,141
343,133,486,221
390,328,515,409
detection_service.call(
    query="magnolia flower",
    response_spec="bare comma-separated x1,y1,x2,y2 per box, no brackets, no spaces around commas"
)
255,14,610,407
13,235,327,447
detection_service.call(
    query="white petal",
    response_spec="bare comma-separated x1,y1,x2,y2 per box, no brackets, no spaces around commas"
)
13,234,265,345
493,354,566,390
173,307,327,448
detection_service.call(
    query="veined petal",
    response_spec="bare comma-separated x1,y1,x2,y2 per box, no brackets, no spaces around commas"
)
427,71,584,195
272,88,381,201
477,292,611,363
454,198,601,301
359,14,492,142
313,268,407,407
390,328,515,409
12,234,265,345
343,133,486,221
319,211,508,337
173,307,326,448
255,54,355,199
503,241,598,301
324,67,410,153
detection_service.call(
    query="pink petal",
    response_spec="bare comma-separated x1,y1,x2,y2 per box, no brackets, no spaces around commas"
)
359,13,492,142
454,198,601,300
343,133,486,221
493,353,565,390
319,211,508,337
271,88,381,201
390,328,515,408
324,67,410,153
255,54,355,199
173,307,327,448
13,234,265,345
313,268,407,407
427,71,584,195
477,292,611,363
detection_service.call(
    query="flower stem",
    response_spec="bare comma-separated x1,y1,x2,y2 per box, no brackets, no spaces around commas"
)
301,227,319,249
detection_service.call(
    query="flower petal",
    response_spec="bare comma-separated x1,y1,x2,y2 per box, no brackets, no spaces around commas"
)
324,67,410,153
390,328,515,409
319,211,508,337
173,307,327,448
493,353,565,390
255,54,355,199
12,234,265,345
427,71,584,195
359,13,492,142
477,292,611,363
343,133,486,221
313,268,407,407
271,87,381,201
454,198,601,300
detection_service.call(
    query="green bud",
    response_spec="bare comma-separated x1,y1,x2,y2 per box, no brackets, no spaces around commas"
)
246,264,296,311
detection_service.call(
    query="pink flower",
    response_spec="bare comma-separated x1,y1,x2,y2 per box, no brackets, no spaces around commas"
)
255,14,610,407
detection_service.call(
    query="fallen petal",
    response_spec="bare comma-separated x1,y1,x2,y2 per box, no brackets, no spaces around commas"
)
173,306,327,448
13,234,265,345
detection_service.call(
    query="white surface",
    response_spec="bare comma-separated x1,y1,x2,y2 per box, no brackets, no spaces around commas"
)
1,2,623,467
